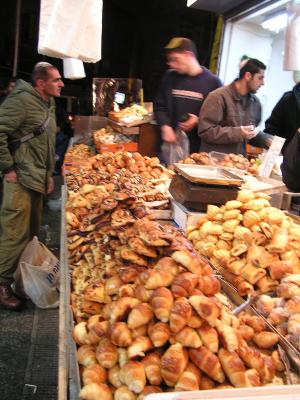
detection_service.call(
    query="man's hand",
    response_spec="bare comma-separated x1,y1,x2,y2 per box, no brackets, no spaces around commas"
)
179,113,198,132
240,125,257,140
161,125,177,143
47,176,54,195
4,170,17,183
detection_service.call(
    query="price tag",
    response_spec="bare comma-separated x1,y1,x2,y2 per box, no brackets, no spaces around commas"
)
259,136,286,178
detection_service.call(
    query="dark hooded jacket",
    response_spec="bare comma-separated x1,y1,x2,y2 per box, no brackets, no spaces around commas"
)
0,79,56,193
264,82,300,154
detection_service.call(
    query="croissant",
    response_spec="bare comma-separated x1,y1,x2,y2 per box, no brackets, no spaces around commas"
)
119,361,146,394
127,303,154,330
114,386,136,400
110,297,140,323
170,297,192,333
134,285,153,302
91,320,109,339
277,282,300,298
80,300,103,316
82,364,107,386
261,355,276,383
236,339,264,378
215,320,238,352
139,269,174,290
285,297,300,314
117,347,129,368
128,237,157,258
287,313,300,335
237,324,255,341
119,284,136,298
161,343,188,387
218,348,252,388
128,336,153,359
271,350,285,372
269,261,294,280
253,331,279,349
219,268,254,296
109,322,132,347
175,362,202,391
83,281,108,304
73,321,89,345
105,275,122,296
96,338,118,368
189,295,220,327
198,275,221,296
136,386,162,400
108,365,122,388
187,310,204,329
151,287,173,323
238,313,266,332
154,257,181,276
171,250,207,275
200,374,216,390
148,321,171,347
77,345,97,367
142,352,162,386
189,346,225,383
175,326,202,349
131,324,148,340
171,272,198,298
197,322,219,353
79,383,113,400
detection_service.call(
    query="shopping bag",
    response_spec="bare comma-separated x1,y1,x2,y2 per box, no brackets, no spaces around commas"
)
13,236,60,309
161,129,190,165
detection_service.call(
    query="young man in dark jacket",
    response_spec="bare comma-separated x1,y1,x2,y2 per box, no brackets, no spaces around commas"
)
154,37,222,161
0,62,64,310
264,82,300,154
198,58,272,154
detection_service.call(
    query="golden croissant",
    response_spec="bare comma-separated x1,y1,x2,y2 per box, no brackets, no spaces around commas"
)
161,343,188,387
189,346,225,383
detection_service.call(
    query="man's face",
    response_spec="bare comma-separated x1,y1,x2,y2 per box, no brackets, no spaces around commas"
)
166,51,191,74
247,69,265,93
40,68,64,99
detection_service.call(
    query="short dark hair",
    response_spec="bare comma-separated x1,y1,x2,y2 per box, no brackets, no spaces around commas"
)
239,58,266,79
164,37,197,57
31,62,56,86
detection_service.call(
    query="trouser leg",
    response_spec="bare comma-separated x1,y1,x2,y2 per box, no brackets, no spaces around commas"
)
29,190,43,239
0,181,31,285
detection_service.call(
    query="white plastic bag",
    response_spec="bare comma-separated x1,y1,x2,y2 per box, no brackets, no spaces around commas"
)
161,128,190,165
13,236,60,309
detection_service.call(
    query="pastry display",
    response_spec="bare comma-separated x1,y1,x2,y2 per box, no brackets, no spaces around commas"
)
93,127,133,144
108,104,150,125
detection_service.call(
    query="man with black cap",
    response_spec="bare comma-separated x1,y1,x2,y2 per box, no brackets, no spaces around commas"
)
154,37,222,162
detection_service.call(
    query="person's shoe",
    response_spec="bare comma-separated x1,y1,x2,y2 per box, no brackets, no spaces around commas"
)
0,285,23,310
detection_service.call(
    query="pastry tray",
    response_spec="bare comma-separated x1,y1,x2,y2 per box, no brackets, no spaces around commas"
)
173,164,244,186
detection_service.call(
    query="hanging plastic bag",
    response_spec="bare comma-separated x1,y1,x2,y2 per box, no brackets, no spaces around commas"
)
161,128,190,165
13,236,60,309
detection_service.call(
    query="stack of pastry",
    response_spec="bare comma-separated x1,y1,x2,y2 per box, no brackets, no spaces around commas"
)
254,275,300,350
69,215,286,399
188,190,300,296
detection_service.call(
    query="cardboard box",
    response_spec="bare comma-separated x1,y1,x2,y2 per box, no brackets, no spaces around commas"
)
95,141,138,153
172,200,205,231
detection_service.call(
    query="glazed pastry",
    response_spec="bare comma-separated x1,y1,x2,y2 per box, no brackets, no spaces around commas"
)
189,346,225,383
134,285,153,302
108,365,122,388
253,331,279,349
96,338,118,368
236,339,264,379
154,257,181,277
117,348,129,368
187,310,204,329
119,361,146,394
128,237,157,258
139,269,174,290
260,355,276,383
142,352,162,386
218,348,249,388
198,275,221,296
197,322,219,353
110,297,140,323
171,272,198,298
127,303,154,329
79,382,112,400
109,322,132,347
73,321,89,345
161,343,188,386
174,326,202,348
238,324,255,341
189,295,220,326
151,287,173,323
175,362,202,391
91,321,109,339
131,325,148,340
239,313,266,332
171,250,208,275
148,321,171,347
170,297,192,333
82,364,107,386
105,275,122,296
77,345,97,367
200,374,216,390
128,336,153,359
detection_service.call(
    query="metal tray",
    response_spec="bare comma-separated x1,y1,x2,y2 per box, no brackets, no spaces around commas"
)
173,164,244,186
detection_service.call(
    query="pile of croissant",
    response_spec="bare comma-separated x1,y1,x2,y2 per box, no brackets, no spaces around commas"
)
188,190,300,296
254,274,300,350
69,216,285,400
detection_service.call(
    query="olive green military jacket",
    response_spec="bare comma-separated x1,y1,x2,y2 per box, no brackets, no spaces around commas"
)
0,79,56,194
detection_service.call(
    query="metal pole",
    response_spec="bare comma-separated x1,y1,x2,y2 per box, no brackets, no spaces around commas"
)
12,0,22,78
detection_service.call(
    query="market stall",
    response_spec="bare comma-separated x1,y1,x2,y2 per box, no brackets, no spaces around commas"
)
58,142,300,400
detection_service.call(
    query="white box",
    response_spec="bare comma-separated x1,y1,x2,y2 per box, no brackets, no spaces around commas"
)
172,200,204,231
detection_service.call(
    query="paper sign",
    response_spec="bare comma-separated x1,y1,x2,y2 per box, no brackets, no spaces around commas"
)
259,136,286,178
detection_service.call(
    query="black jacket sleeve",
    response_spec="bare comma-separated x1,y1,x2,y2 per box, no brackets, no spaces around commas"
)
264,95,287,137
153,72,173,128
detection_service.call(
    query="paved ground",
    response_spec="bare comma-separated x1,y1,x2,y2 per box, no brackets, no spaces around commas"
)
0,178,62,400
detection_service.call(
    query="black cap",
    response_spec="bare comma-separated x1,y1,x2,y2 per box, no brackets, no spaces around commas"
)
164,37,197,56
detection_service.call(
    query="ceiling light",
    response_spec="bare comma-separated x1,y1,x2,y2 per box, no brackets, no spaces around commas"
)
261,12,288,33
187,0,197,7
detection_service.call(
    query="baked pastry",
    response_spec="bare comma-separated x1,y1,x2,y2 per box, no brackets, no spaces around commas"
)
148,321,171,347
109,322,132,347
189,346,225,383
82,364,107,386
79,382,113,400
128,336,153,358
142,352,162,386
96,338,118,369
161,343,188,386
114,386,136,400
151,287,173,323
119,361,146,394
197,322,219,353
77,345,97,367
127,303,154,329
189,295,220,326
175,362,202,391
170,297,192,333
174,326,202,348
